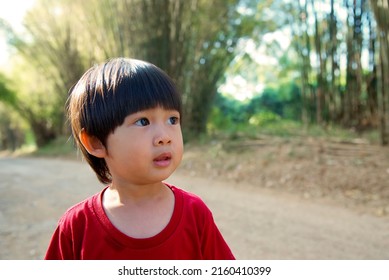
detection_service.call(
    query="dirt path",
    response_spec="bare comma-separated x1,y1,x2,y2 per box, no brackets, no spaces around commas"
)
1,156,388,259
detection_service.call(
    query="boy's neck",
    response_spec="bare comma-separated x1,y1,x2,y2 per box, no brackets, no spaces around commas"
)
106,181,168,204
102,181,175,239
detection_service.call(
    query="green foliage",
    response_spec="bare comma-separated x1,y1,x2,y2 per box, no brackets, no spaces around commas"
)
0,103,31,150
32,136,76,158
212,80,303,132
2,60,66,146
207,107,235,133
246,88,283,116
1,0,281,145
252,119,302,137
248,111,281,126
213,93,249,123
1,0,87,146
0,73,17,108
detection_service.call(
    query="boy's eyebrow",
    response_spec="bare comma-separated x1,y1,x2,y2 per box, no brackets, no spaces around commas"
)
125,109,181,119
135,107,180,113
165,109,180,114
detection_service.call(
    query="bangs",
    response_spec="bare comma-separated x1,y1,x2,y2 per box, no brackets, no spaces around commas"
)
116,61,182,119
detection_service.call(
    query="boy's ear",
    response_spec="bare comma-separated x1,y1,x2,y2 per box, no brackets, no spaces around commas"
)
79,130,107,158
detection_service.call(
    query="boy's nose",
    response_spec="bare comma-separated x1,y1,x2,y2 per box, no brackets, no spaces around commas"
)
153,130,172,146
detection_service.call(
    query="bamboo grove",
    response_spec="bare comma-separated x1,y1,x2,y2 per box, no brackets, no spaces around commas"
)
289,0,389,145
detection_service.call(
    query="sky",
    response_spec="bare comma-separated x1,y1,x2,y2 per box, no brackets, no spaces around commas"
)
0,0,34,67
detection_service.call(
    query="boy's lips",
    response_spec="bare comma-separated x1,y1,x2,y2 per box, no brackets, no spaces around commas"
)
153,152,172,167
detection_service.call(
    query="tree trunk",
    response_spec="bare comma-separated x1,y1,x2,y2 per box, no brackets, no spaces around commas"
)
366,8,378,126
311,0,325,125
328,0,339,122
292,0,311,127
370,0,389,145
378,34,389,145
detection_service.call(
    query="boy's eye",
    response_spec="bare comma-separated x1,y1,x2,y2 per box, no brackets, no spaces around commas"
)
168,116,179,125
135,118,150,126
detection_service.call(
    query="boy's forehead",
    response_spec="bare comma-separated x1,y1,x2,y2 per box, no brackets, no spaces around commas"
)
127,106,180,115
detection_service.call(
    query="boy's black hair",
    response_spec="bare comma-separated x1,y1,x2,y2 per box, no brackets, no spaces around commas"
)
67,58,182,184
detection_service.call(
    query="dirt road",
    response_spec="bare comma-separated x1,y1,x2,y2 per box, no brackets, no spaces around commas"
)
1,156,388,259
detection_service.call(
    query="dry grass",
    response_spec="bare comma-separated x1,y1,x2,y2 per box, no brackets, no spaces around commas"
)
179,136,389,216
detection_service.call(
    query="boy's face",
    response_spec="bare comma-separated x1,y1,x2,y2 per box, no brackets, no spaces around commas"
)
103,106,183,186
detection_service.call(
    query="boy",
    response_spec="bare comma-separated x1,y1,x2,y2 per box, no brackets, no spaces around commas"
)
45,58,235,260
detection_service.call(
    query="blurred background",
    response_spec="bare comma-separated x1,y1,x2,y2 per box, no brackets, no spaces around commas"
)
1,0,389,150
1,0,389,259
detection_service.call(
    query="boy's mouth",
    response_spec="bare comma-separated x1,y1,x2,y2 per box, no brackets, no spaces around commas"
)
153,153,172,167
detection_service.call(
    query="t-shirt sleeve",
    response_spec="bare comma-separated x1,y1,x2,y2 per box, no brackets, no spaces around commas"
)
201,212,235,260
44,220,74,260
179,187,235,260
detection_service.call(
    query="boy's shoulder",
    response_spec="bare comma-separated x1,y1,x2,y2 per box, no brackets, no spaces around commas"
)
57,190,101,226
168,184,204,203
167,184,212,217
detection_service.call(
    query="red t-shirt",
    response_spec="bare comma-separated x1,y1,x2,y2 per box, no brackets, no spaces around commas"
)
45,184,235,260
